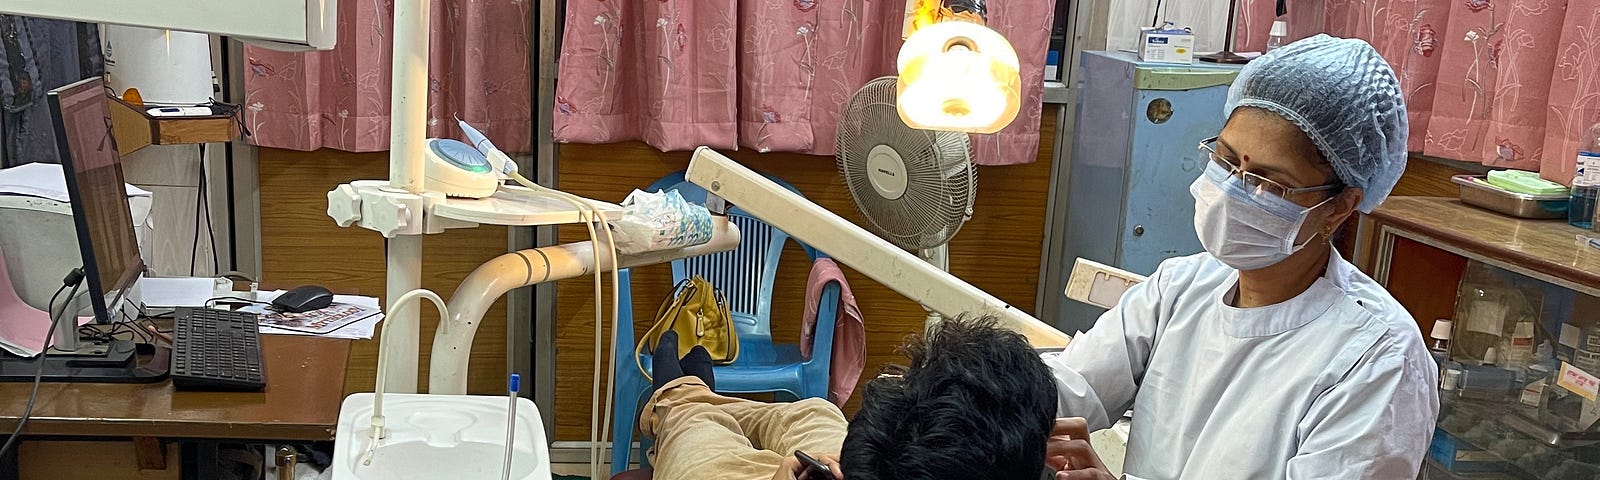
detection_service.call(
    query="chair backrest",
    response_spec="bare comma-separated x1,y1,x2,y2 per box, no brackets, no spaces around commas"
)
644,172,817,341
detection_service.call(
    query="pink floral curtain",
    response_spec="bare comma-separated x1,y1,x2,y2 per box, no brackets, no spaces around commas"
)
1239,0,1600,183
554,0,1057,166
243,0,533,153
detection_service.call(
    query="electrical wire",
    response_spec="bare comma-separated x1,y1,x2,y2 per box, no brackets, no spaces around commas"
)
190,145,220,275
508,171,618,479
191,147,203,275
204,296,272,308
0,271,82,458
201,146,219,273
219,271,257,283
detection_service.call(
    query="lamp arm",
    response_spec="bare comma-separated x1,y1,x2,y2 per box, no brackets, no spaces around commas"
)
685,147,1071,348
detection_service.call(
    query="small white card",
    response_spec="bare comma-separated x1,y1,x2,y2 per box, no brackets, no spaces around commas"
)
1558,361,1600,401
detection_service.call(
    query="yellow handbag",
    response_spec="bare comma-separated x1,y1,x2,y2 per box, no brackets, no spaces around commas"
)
636,275,738,380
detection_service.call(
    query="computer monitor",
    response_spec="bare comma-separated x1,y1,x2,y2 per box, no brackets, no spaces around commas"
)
49,77,145,326
0,76,163,383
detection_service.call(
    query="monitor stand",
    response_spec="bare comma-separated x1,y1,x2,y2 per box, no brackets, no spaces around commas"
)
0,336,169,383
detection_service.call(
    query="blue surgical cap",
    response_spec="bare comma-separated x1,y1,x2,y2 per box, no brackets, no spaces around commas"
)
1225,34,1408,213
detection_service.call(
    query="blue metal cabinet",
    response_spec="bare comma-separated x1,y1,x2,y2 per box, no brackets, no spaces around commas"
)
1056,51,1243,332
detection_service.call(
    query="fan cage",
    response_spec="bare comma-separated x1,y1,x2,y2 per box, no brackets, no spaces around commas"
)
835,77,975,251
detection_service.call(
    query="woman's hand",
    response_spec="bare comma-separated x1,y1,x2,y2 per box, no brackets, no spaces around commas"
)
1046,418,1115,480
773,452,843,480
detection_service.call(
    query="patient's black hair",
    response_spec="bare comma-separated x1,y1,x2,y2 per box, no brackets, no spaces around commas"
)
841,315,1058,480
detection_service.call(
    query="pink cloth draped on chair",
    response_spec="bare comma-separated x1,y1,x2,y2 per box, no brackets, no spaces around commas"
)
243,0,533,153
554,0,1057,166
1238,0,1600,183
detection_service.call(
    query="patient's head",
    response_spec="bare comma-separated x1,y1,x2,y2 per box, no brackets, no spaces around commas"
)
841,315,1058,480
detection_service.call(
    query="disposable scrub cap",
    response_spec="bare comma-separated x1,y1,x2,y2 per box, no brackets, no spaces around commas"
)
1225,34,1408,213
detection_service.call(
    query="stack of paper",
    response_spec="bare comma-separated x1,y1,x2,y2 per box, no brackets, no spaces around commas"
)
0,162,151,201
244,290,384,340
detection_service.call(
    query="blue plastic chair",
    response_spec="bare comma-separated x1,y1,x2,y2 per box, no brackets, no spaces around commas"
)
608,172,843,475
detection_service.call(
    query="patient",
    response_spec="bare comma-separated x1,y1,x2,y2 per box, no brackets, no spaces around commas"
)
637,316,1059,480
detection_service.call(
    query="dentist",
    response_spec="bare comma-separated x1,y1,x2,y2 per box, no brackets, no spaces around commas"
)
1044,35,1439,479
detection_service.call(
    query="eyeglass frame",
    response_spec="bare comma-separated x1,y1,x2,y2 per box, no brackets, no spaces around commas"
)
1198,136,1345,200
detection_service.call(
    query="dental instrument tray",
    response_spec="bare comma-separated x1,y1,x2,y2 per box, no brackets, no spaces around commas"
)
1452,175,1570,219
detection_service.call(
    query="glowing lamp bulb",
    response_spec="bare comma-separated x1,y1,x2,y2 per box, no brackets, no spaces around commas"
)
896,20,1020,134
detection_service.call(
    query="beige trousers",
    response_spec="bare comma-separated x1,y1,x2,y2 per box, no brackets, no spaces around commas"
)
640,377,847,480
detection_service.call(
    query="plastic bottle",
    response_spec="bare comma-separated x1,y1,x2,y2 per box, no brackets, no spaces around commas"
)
1266,21,1288,51
1571,123,1600,229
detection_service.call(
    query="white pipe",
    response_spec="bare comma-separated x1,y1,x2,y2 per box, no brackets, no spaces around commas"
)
383,236,424,393
427,218,741,395
389,0,428,193
685,147,1071,348
381,0,430,393
363,288,448,466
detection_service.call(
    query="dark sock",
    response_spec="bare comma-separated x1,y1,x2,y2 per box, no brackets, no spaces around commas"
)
651,331,685,391
681,345,716,391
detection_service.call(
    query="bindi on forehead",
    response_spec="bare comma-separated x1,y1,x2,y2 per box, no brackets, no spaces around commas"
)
1223,108,1338,186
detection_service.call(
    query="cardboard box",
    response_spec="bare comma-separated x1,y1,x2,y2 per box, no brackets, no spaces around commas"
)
1138,26,1195,65
1428,428,1508,474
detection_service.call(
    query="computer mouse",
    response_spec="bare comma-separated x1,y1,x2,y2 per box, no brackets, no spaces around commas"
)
273,285,334,313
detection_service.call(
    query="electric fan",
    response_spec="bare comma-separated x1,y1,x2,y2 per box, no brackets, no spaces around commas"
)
835,76,974,327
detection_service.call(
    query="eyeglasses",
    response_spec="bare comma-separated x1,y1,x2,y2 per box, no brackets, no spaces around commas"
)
1198,136,1343,200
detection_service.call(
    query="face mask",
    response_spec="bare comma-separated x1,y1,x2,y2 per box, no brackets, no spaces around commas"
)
1190,162,1335,270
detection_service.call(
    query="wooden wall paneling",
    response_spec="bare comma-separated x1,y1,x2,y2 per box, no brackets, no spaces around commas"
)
550,110,1058,440
1392,156,1476,198
256,148,512,395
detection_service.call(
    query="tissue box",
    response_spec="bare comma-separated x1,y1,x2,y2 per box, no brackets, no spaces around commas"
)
1138,27,1195,64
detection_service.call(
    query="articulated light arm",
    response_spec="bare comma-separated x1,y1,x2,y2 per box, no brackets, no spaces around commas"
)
685,147,1070,348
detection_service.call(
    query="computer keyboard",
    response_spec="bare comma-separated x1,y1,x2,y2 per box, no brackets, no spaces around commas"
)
171,307,266,391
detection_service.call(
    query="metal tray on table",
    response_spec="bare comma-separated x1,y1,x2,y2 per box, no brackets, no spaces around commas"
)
1452,175,1570,219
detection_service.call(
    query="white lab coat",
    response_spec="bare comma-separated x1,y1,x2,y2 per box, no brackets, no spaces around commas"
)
1044,251,1439,479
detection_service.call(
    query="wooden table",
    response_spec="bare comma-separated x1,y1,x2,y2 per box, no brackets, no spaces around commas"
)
1356,196,1600,297
0,334,350,478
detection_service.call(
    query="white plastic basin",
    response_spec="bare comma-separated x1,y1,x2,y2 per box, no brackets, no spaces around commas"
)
333,393,551,480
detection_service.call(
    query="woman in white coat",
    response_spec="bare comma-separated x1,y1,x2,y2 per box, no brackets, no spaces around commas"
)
1044,35,1439,480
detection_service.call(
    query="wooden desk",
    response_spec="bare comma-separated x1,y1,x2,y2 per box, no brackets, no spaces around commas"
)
0,335,349,440
0,334,349,479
